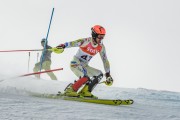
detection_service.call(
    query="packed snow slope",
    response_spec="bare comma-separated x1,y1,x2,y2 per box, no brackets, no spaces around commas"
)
0,75,180,120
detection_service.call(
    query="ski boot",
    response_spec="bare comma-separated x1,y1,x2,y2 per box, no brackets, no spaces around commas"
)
63,83,81,97
78,85,98,99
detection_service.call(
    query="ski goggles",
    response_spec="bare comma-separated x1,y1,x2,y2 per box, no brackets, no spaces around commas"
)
97,35,105,40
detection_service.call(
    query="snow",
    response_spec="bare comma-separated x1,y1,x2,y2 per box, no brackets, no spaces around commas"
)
0,76,180,120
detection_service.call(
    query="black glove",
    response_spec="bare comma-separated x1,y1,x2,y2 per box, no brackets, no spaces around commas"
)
56,44,65,49
105,72,113,86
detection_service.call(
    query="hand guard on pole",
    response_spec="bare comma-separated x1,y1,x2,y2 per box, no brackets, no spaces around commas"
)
105,72,113,86
56,44,65,49
51,44,65,54
50,47,64,54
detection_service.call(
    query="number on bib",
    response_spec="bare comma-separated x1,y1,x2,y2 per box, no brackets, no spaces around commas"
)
81,55,92,61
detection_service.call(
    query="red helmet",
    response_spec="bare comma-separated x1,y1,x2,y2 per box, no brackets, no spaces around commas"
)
91,25,106,39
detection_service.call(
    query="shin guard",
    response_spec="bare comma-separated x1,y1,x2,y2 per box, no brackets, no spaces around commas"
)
72,77,89,91
88,73,103,92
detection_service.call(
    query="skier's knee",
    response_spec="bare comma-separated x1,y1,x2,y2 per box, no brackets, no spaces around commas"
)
70,61,80,73
70,61,79,69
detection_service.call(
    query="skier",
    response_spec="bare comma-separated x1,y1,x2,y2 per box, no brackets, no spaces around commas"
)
33,38,57,80
56,25,113,98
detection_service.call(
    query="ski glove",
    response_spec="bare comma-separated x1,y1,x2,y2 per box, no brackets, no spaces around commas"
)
56,44,65,49
105,72,113,86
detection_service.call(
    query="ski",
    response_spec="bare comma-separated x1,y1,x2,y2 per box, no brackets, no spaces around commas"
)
31,93,134,106
63,96,133,106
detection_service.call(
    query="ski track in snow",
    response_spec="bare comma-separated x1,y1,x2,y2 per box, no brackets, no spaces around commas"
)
0,76,180,120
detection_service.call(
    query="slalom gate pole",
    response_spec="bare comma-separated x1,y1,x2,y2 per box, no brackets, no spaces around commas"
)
0,68,63,83
39,8,55,76
0,48,63,54
20,68,63,77
0,49,43,52
28,52,30,73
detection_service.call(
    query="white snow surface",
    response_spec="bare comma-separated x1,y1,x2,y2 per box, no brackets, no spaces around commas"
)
0,76,180,120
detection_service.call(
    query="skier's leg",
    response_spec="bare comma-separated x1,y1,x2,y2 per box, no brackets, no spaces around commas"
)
70,57,85,78
33,62,41,78
47,72,57,80
78,66,103,98
87,73,103,92
33,62,40,72
85,66,103,92
43,61,57,80
64,57,89,97
70,57,89,91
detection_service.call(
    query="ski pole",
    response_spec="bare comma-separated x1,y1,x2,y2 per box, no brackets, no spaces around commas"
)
99,81,112,86
99,81,106,84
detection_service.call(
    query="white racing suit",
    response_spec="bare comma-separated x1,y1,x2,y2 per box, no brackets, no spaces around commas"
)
64,37,110,92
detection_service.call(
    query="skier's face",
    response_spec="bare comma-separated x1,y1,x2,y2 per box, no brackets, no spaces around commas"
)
96,35,105,44
41,41,45,47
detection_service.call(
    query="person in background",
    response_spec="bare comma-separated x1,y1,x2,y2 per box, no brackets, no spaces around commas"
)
33,38,57,80
56,25,113,98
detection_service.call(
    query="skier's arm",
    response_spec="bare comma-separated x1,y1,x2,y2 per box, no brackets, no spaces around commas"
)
99,44,113,86
57,38,85,49
99,44,110,73
46,45,52,49
44,45,52,53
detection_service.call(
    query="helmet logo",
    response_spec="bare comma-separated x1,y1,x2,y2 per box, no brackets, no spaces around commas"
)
99,27,103,33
